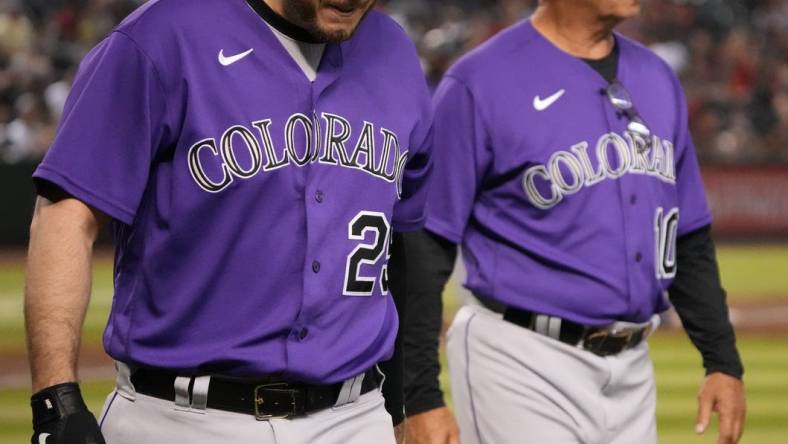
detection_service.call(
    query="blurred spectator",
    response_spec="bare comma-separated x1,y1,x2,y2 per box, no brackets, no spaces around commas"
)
0,0,785,165
389,0,787,165
3,92,52,163
0,5,34,54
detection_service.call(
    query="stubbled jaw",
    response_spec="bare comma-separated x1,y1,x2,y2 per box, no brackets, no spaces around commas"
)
314,0,373,40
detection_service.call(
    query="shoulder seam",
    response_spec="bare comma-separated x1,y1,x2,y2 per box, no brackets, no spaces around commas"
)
115,0,168,34
110,30,171,132
442,74,494,155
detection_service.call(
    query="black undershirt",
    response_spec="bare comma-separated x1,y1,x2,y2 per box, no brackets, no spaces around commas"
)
399,45,743,416
245,0,322,43
582,40,619,83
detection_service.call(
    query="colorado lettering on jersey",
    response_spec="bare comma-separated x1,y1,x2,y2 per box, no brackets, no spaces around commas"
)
523,132,676,209
187,112,408,195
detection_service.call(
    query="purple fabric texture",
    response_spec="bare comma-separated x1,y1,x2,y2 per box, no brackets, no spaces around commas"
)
426,20,711,325
34,0,433,383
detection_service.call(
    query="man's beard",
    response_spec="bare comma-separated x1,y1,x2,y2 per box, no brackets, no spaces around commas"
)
283,0,373,43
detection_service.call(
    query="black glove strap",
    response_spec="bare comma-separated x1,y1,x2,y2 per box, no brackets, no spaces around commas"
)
31,382,89,426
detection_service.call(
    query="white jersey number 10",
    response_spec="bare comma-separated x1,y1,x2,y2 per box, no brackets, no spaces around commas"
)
654,207,680,279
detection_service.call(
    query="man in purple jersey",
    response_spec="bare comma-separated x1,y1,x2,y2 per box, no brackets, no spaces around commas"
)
24,0,432,443
401,1,746,444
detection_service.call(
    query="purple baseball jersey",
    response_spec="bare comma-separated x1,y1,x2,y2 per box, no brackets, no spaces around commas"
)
33,0,433,383
426,20,711,325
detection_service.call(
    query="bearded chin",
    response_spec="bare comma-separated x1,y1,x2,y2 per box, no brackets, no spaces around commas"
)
283,0,374,43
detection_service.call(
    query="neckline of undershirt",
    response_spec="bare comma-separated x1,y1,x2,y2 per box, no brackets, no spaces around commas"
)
245,0,326,81
580,41,620,84
246,0,323,44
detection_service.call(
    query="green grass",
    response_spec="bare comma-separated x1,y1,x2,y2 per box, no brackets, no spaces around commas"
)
652,334,788,444
716,245,788,299
0,259,113,353
1,244,787,442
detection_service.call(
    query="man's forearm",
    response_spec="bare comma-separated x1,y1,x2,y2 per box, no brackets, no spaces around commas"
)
25,197,101,392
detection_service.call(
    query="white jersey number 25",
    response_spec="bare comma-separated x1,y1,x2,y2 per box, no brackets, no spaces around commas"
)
343,211,392,296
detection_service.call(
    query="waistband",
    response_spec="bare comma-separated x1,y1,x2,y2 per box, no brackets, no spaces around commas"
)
120,363,379,419
475,294,659,356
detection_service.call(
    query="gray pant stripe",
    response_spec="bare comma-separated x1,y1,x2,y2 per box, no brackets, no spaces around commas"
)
464,313,486,444
98,391,118,430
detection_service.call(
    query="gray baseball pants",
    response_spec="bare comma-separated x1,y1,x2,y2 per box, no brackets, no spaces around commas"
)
446,304,658,444
97,363,395,444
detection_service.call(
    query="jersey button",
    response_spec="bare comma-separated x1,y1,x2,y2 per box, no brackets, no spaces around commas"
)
312,261,321,273
630,195,637,205
635,252,643,262
298,328,309,340
315,190,324,203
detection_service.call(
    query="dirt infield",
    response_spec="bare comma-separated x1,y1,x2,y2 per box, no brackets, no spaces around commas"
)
0,247,115,265
441,296,788,337
656,296,788,335
0,346,114,390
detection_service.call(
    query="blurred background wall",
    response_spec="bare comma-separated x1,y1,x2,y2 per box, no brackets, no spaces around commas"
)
0,0,786,243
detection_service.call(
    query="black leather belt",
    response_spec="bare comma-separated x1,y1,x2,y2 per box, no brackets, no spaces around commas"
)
130,367,378,419
477,295,653,356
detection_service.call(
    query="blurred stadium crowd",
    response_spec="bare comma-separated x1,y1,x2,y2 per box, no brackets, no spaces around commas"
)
0,0,785,165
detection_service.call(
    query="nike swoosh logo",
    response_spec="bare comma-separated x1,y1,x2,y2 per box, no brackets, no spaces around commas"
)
218,48,254,66
38,433,51,444
533,89,566,111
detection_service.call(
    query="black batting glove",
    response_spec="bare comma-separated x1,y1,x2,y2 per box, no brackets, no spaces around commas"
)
31,382,106,444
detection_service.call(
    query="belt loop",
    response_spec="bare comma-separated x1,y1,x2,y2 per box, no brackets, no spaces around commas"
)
547,317,562,340
348,373,365,403
174,376,192,411
191,376,211,412
534,315,549,335
649,314,661,335
334,373,365,407
114,361,136,400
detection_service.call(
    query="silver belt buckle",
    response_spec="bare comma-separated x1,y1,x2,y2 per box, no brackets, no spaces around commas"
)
608,325,639,342
582,323,647,355
253,383,294,420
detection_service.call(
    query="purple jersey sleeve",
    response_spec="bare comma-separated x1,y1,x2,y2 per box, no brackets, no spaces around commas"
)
423,76,492,243
33,31,168,225
392,77,434,232
673,82,712,235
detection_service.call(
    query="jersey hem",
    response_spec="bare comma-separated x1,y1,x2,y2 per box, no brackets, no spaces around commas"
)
677,213,713,236
33,165,136,225
393,217,426,233
424,218,462,244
